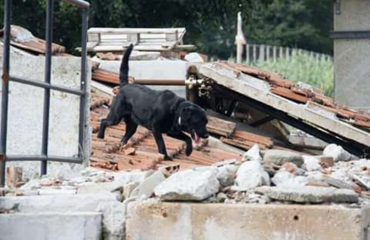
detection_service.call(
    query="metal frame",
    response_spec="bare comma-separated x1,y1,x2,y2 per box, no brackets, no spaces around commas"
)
0,0,90,186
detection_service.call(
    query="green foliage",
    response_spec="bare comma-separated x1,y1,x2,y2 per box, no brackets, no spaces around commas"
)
0,0,333,58
251,53,334,97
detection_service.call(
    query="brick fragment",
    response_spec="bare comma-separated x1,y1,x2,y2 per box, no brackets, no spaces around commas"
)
6,166,23,188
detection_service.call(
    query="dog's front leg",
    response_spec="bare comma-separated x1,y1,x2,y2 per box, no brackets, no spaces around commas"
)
152,127,171,160
167,132,193,156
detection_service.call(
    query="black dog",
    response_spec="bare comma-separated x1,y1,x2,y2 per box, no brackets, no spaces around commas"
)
97,44,209,160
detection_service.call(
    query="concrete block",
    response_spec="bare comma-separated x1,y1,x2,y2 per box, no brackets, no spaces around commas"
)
0,212,102,240
127,202,370,240
0,194,126,240
97,59,189,82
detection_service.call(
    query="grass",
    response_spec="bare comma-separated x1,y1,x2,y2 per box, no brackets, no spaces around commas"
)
231,53,334,97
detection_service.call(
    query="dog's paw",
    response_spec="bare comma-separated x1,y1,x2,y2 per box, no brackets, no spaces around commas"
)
185,144,193,156
164,155,173,161
97,132,104,139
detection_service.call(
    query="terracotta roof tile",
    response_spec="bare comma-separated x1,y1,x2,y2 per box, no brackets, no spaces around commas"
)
89,92,244,171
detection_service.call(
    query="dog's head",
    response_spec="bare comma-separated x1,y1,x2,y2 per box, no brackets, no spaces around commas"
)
180,104,209,144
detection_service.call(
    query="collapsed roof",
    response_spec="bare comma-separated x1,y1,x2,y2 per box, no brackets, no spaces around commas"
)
198,62,370,157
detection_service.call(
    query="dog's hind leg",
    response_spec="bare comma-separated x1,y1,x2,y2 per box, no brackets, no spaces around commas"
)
152,126,170,160
97,112,121,139
167,131,193,156
121,117,138,144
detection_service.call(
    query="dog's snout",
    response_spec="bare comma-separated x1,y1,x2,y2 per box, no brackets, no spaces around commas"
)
203,132,209,138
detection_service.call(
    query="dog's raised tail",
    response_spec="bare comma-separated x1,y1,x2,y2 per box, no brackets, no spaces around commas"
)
119,44,134,87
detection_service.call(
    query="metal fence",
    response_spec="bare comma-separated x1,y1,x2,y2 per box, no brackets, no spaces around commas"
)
245,44,333,64
0,0,90,186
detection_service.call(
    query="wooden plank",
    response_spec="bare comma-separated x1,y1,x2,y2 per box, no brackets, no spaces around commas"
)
200,63,370,147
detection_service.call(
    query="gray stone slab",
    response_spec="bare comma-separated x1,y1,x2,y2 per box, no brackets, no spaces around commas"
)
265,186,358,203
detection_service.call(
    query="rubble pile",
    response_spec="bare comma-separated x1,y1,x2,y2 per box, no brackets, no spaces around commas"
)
2,144,369,207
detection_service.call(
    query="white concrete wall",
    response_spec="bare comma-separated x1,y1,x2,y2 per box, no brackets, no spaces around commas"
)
334,0,370,111
0,50,91,179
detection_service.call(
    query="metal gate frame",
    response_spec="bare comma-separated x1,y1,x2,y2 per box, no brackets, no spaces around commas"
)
0,0,90,186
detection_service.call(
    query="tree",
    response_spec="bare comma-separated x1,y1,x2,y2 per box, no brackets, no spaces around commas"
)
0,0,333,58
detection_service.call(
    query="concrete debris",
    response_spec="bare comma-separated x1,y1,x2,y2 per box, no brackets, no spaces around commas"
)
129,170,166,200
318,155,334,168
265,186,359,203
184,52,204,63
279,162,298,175
323,144,352,162
302,155,321,171
242,144,262,162
263,149,304,167
214,160,240,187
271,170,308,187
351,174,370,191
154,167,220,201
6,166,23,188
321,175,353,189
233,160,270,191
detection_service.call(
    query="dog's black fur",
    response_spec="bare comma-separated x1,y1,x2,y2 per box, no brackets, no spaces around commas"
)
97,44,209,160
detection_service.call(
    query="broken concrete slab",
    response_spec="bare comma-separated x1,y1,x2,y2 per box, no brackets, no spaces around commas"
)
242,144,262,162
130,170,166,200
323,144,352,162
280,162,298,175
77,182,111,195
127,202,370,240
271,170,308,187
0,212,102,240
233,160,270,191
321,175,353,189
207,136,244,155
111,170,154,186
302,155,321,171
184,52,204,63
265,186,358,203
154,167,220,201
263,149,304,167
213,160,239,187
